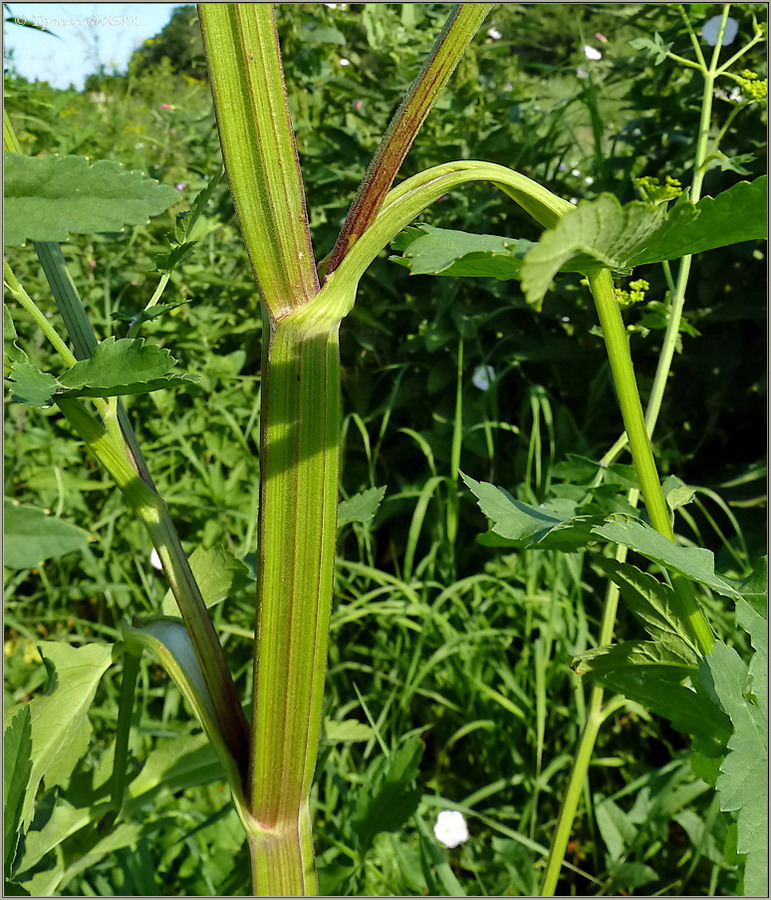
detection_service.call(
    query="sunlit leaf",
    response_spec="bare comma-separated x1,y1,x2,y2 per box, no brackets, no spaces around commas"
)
3,153,179,246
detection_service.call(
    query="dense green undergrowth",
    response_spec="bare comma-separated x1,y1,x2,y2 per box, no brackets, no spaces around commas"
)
4,3,767,896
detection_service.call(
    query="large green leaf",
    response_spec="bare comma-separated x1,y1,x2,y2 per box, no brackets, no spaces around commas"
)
575,641,731,752
3,153,179,246
7,337,198,409
390,224,535,280
390,179,767,311
462,473,740,598
594,557,698,654
521,178,766,306
702,639,767,896
4,705,32,877
4,642,113,829
634,176,768,265
4,500,91,569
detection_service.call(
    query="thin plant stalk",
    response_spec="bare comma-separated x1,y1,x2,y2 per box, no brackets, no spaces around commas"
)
540,10,738,892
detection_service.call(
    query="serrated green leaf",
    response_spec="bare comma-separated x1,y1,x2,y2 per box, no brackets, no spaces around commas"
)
391,224,535,280
576,641,731,751
703,641,768,896
520,178,767,307
520,195,694,307
735,556,768,618
5,642,113,829
4,705,32,876
352,736,424,853
161,546,251,616
338,486,386,527
7,363,58,407
594,557,698,655
634,177,767,266
592,517,740,599
4,500,91,569
575,638,698,681
153,240,198,274
3,153,179,246
463,473,740,598
57,336,196,398
628,33,672,64
7,338,198,408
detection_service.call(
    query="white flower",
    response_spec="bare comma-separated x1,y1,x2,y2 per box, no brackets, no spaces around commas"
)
570,167,580,176
702,15,738,46
576,66,589,79
584,176,594,185
487,27,502,40
339,57,351,67
583,45,602,61
434,810,468,848
135,142,145,149
472,364,496,391
150,549,163,571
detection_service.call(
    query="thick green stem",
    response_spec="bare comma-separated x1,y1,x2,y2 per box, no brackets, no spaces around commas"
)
249,311,341,894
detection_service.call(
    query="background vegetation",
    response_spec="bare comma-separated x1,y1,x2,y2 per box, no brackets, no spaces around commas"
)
4,3,766,896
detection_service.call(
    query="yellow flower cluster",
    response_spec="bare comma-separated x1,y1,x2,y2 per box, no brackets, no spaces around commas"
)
615,278,650,308
736,69,768,103
632,175,683,203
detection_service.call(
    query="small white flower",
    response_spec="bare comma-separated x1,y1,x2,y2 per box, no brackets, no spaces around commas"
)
702,15,738,46
487,27,502,40
434,810,468,848
472,364,496,391
583,45,602,61
135,142,145,149
150,549,163,571
576,66,589,79
584,176,594,185
570,167,580,176
569,197,578,205
339,57,351,67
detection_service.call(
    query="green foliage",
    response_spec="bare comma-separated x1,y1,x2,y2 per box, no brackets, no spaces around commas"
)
338,486,386,527
351,736,424,854
3,2,766,896
8,337,197,408
4,499,91,569
6,642,112,829
3,154,179,246
392,177,768,308
701,573,768,896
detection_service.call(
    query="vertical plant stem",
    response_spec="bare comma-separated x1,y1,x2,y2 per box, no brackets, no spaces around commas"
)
541,50,724,878
586,268,713,654
249,313,341,895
